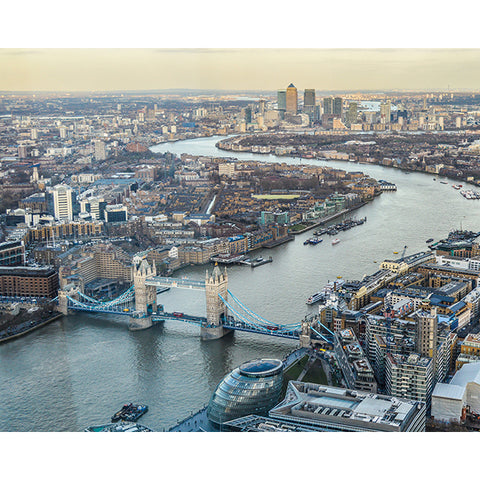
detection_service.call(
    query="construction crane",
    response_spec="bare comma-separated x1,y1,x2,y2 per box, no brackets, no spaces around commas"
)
400,245,408,260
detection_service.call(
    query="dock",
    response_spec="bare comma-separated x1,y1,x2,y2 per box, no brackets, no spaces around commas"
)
250,256,273,268
210,254,247,265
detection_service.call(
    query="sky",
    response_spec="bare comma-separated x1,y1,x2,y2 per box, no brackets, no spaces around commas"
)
2,48,480,93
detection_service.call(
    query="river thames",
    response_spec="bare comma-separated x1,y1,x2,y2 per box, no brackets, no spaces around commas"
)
2,135,480,432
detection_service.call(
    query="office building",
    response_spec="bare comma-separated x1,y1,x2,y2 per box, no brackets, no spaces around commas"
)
79,197,107,221
323,97,333,115
244,106,252,124
207,359,284,427
286,83,298,114
303,89,316,122
304,89,315,108
230,381,426,432
258,99,266,116
333,97,343,117
105,204,128,223
277,90,286,112
47,184,74,222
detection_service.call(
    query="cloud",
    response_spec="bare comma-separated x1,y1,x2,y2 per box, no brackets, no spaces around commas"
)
0,49,44,56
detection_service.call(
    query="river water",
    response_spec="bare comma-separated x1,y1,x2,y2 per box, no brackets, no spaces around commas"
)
2,135,480,432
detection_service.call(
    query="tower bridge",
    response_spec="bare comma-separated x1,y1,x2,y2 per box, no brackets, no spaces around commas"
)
57,260,333,345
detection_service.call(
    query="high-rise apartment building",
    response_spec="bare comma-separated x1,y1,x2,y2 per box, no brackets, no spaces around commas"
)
286,83,298,114
415,303,438,368
380,101,391,124
94,140,107,161
385,353,434,409
346,102,358,126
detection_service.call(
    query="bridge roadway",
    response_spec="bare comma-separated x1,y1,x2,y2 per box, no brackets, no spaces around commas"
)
152,312,331,342
145,277,206,290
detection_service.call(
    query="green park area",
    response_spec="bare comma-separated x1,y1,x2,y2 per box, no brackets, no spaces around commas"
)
252,194,300,200
289,222,314,232
302,359,328,385
283,354,308,382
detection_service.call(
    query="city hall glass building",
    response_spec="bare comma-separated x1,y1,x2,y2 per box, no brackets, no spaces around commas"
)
207,359,284,427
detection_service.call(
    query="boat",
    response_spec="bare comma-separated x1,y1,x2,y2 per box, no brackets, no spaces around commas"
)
426,238,434,243
306,292,324,305
85,423,154,432
393,251,398,254
111,403,148,423
332,239,340,245
440,181,448,184
304,238,323,245
336,275,342,279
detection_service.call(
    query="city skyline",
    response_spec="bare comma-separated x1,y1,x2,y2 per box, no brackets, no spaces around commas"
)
2,48,480,92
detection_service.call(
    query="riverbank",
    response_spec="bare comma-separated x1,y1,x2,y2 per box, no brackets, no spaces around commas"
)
0,313,63,344
289,201,369,235
215,135,480,188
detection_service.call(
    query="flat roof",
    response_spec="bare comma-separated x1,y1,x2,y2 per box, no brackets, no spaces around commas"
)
270,381,424,431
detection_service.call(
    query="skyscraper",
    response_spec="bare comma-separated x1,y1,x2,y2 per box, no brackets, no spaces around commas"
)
415,302,438,366
333,97,343,117
277,90,286,112
286,83,298,114
323,97,333,115
244,106,252,124
380,101,391,124
303,89,316,123
94,140,107,161
258,99,266,116
304,89,315,109
346,102,358,126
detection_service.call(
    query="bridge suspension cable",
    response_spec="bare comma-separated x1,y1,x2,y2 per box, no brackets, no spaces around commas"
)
76,286,135,307
225,289,301,330
218,294,283,332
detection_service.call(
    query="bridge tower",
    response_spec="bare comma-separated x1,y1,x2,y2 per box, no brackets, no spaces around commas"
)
201,265,230,340
57,285,81,315
299,315,312,348
130,258,157,331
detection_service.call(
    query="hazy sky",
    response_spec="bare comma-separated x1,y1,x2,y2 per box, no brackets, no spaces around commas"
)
2,49,480,92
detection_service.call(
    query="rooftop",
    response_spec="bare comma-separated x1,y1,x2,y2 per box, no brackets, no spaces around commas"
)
269,381,424,432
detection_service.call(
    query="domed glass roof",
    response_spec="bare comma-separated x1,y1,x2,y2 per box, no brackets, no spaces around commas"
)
207,358,284,427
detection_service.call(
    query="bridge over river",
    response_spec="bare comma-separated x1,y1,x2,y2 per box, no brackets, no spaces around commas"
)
58,260,333,345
